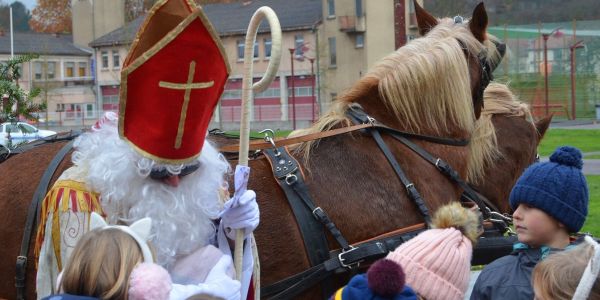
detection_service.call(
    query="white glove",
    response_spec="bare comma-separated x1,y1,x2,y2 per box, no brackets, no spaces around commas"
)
170,256,241,300
219,190,259,239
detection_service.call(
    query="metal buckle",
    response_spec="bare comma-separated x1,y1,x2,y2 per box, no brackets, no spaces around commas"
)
285,173,298,185
338,246,360,269
366,116,376,125
259,129,280,156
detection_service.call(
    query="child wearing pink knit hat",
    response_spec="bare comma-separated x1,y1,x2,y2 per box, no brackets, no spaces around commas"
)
386,202,481,300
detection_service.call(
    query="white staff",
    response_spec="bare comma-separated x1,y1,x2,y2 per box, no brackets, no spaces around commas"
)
236,6,282,299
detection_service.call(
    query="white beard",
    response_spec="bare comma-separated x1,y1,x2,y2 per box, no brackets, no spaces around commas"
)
71,118,230,269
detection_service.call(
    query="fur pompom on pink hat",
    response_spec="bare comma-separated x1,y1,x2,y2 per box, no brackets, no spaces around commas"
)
128,263,172,300
386,202,481,300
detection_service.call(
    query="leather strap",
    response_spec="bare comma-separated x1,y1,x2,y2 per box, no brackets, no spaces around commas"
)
263,226,426,299
369,128,432,225
262,147,333,266
218,117,470,153
220,123,372,152
16,140,74,300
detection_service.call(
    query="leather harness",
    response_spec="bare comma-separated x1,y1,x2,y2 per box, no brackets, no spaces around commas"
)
219,103,512,299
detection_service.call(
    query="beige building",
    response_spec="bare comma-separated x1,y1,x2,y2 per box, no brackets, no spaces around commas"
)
0,32,95,126
319,0,422,105
71,0,126,48
88,0,421,130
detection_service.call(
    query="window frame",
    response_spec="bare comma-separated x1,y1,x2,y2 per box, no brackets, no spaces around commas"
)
101,51,109,69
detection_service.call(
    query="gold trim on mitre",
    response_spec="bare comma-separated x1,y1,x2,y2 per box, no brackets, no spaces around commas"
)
118,1,230,165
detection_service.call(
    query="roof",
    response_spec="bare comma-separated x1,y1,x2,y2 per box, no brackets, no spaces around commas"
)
0,33,91,56
89,0,322,47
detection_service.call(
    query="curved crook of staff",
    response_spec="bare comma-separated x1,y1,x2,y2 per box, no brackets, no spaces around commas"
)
236,5,282,297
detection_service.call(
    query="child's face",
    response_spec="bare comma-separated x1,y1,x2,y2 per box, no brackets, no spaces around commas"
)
512,203,563,247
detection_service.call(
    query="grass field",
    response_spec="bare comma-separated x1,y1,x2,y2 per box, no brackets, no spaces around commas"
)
537,129,600,235
538,129,600,157
582,175,600,236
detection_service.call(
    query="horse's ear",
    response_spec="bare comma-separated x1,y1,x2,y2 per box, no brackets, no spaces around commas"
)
469,2,488,43
414,0,438,36
535,115,553,140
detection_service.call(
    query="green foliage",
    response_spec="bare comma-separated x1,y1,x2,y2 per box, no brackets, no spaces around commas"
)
0,54,45,124
0,1,31,32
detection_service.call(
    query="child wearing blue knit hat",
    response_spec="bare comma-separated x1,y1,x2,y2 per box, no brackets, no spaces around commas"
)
471,146,590,300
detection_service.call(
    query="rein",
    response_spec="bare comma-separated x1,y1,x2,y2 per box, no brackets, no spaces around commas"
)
219,119,469,153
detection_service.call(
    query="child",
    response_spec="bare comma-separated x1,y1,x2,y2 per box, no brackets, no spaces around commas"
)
532,235,600,300
332,202,481,300
470,146,589,299
44,212,240,300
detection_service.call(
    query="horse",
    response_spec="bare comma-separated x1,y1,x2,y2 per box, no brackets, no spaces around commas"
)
467,83,552,214
0,2,504,299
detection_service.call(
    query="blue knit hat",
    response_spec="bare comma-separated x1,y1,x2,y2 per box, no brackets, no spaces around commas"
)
330,259,417,300
509,146,589,232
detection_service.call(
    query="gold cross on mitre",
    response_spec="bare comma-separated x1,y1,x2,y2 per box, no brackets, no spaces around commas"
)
159,61,214,149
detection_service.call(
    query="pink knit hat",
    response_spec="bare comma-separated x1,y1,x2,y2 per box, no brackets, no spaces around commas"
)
386,203,481,300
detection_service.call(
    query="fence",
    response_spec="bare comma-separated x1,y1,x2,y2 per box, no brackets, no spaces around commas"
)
489,21,600,120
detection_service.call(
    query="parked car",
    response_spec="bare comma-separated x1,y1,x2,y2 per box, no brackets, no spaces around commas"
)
0,122,57,146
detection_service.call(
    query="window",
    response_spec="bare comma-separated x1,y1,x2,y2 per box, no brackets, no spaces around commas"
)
112,50,120,68
288,87,313,97
237,40,244,60
255,88,280,98
65,62,75,78
56,103,65,111
47,62,56,79
254,41,259,59
264,38,272,59
103,95,119,104
86,103,95,118
295,35,304,56
331,92,337,102
356,34,364,48
78,62,87,77
355,0,362,17
222,89,242,100
327,0,335,17
329,37,337,67
101,51,109,69
20,123,36,133
34,62,42,80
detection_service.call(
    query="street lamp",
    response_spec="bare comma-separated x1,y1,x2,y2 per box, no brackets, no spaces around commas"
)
288,42,311,130
570,40,585,120
288,48,297,130
542,27,562,116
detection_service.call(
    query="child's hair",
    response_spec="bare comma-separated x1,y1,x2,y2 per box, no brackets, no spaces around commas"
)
60,228,144,299
533,237,600,300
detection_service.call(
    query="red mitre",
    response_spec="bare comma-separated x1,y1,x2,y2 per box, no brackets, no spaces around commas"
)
119,0,230,164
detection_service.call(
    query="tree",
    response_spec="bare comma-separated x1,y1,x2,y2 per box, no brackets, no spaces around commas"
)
0,1,32,32
29,0,71,33
0,54,45,127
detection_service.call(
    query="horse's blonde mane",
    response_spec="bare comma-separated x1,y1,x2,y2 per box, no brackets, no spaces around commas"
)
467,82,533,183
292,18,502,166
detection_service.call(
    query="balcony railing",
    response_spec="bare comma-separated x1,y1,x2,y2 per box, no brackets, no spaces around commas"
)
338,15,366,33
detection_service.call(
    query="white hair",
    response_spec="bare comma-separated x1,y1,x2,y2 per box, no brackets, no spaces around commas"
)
72,115,230,269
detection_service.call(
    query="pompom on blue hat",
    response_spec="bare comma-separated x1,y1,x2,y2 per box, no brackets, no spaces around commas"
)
330,259,417,300
509,146,589,232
